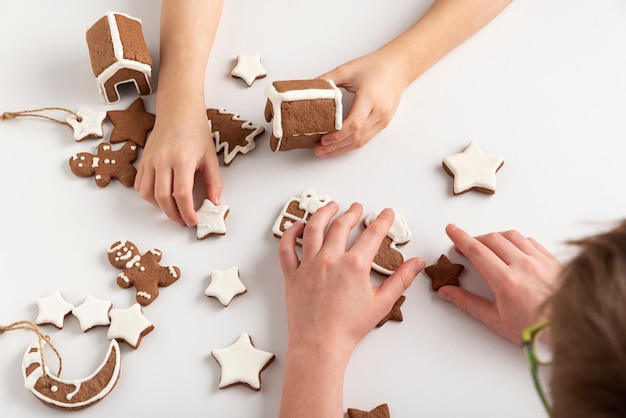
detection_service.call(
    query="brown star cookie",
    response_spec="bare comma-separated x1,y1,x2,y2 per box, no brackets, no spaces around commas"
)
425,254,465,291
347,403,391,418
376,295,405,328
107,98,155,147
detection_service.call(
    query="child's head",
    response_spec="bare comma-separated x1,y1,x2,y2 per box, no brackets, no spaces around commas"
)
549,220,626,417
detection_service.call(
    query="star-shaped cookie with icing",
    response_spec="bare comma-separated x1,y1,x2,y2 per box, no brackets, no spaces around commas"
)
65,105,107,141
211,332,275,390
195,199,230,239
72,294,112,332
205,267,247,306
231,54,267,87
35,290,75,329
442,140,504,195
425,254,465,291
107,303,154,349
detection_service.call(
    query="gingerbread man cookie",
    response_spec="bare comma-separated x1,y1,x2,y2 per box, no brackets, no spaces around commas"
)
107,240,181,306
69,142,138,187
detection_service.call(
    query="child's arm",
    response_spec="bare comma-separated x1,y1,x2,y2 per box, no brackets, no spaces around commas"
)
316,0,513,157
278,202,424,417
135,0,224,227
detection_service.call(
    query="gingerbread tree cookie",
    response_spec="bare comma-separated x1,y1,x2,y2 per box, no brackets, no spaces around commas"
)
107,240,181,306
69,142,138,187
207,108,265,166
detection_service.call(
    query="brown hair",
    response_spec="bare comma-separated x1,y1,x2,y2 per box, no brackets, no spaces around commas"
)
548,219,626,417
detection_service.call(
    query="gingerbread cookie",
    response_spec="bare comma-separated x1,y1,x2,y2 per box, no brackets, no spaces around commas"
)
72,294,112,332
230,54,267,87
205,267,247,307
347,403,391,418
195,199,230,239
35,290,74,329
65,105,107,141
107,303,153,349
107,98,155,147
272,189,331,244
363,211,411,275
425,254,464,291
376,295,405,328
264,79,342,151
22,339,121,410
442,140,504,195
107,240,181,306
207,108,265,166
211,332,275,390
69,141,138,187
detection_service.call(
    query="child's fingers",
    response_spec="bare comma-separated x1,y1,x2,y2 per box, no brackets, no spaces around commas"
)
436,285,496,331
278,221,305,278
301,201,339,260
350,208,395,258
321,203,363,254
377,258,425,307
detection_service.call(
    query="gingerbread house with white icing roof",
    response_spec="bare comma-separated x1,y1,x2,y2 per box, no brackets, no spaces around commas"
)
264,79,342,151
86,12,153,104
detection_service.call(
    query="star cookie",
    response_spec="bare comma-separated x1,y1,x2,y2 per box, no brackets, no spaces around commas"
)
72,294,112,332
35,290,75,329
205,267,247,306
211,332,275,390
376,295,406,328
107,303,154,349
195,199,230,239
425,255,465,291
107,98,155,147
442,140,504,195
231,54,267,87
66,105,107,141
207,108,265,166
347,403,391,418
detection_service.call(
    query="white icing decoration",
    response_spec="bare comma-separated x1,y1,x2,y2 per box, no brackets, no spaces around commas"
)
118,273,129,283
136,291,151,300
21,339,121,409
442,140,504,194
363,210,412,275
195,199,229,239
35,290,75,328
264,80,342,144
168,266,179,278
125,254,141,269
271,189,331,244
211,332,275,390
205,267,246,306
107,303,153,349
230,54,267,87
71,294,112,332
65,105,107,141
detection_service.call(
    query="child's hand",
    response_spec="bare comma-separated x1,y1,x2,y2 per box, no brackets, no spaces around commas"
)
439,224,562,344
134,108,223,227
315,49,408,158
279,201,425,357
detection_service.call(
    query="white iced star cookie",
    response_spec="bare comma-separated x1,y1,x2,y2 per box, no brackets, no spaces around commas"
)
72,294,112,332
196,199,230,239
442,140,504,195
65,105,107,141
231,54,267,87
205,267,247,306
35,290,75,329
211,332,275,390
107,303,154,349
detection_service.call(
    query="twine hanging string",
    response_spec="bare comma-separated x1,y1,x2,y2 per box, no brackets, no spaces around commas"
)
0,107,81,125
0,320,63,386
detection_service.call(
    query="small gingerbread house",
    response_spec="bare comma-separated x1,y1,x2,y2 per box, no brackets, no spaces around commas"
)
86,12,153,104
264,79,342,151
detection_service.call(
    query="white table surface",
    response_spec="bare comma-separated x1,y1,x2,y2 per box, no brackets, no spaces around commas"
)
1,1,625,417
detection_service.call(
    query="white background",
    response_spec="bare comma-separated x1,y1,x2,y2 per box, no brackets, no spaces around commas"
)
1,1,625,417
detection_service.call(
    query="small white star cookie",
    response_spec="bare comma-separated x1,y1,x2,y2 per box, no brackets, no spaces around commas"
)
107,303,154,349
211,332,275,390
196,199,230,239
442,140,504,195
231,54,267,87
205,267,247,306
35,290,75,329
65,105,107,141
72,294,112,332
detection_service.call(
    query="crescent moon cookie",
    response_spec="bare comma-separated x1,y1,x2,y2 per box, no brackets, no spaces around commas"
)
211,332,275,391
69,141,139,187
35,290,75,329
272,189,331,245
442,140,504,195
195,199,230,239
207,108,265,166
22,339,121,410
205,267,247,307
107,240,181,306
363,211,412,276
230,54,267,87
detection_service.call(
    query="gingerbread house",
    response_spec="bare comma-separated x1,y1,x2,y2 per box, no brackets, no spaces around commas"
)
86,12,153,104
264,79,342,151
